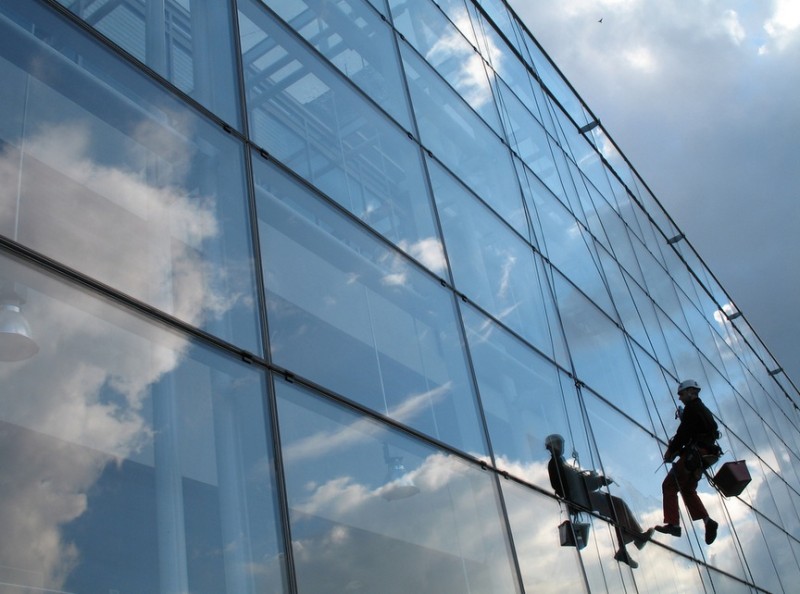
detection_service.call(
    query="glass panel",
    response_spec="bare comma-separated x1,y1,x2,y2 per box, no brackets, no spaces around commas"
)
555,275,650,425
520,37,585,126
461,304,585,484
254,156,486,456
529,182,616,316
500,480,589,593
694,494,748,582
0,249,287,594
262,0,412,129
57,0,241,127
749,516,791,593
399,43,526,235
239,0,443,266
705,566,753,594
637,541,713,592
580,394,669,559
0,0,261,352
658,310,703,387
428,159,566,361
577,513,637,591
275,378,521,594
497,79,562,203
388,0,502,133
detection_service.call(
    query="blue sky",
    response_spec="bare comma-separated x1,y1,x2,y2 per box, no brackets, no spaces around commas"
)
508,0,800,391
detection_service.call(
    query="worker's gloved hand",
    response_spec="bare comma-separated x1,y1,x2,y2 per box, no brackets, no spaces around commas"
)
602,476,614,486
663,451,676,463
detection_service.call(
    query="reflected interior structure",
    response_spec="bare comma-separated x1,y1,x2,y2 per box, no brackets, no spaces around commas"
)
1,0,799,592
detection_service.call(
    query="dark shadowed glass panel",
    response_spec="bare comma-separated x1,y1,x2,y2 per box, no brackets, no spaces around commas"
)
239,0,443,268
57,0,241,127
274,378,521,594
254,156,486,456
0,250,287,594
0,0,261,353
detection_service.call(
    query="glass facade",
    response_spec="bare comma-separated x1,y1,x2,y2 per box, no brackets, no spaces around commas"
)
1,0,798,592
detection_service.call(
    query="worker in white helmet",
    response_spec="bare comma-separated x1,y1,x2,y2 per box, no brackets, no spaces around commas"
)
656,380,721,545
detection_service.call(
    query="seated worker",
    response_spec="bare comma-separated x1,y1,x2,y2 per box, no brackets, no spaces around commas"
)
546,434,653,569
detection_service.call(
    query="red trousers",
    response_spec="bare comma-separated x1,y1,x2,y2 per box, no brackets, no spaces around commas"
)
662,456,708,525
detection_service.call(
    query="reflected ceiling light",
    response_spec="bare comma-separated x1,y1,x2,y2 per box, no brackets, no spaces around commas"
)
380,444,420,501
0,287,39,362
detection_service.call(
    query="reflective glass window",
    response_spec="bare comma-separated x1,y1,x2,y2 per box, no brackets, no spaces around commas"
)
750,515,792,593
555,275,649,423
625,276,676,373
595,198,647,288
461,304,585,482
239,1,443,262
429,159,566,362
580,395,671,554
639,249,690,337
254,157,486,455
260,0,412,129
528,181,615,316
596,248,648,345
563,132,615,205
703,495,760,583
274,378,521,594
57,0,241,127
630,343,680,436
499,480,588,593
676,291,726,375
520,36,585,126
765,468,800,540
496,79,560,193
659,312,707,388
388,0,502,134
633,543,709,592
0,250,286,594
550,147,590,227
0,0,261,352
399,43,526,235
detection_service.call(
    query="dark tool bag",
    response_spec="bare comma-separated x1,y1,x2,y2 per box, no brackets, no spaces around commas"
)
711,460,752,497
559,520,590,549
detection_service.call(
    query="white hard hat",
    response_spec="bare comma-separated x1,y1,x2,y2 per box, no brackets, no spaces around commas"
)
677,379,701,394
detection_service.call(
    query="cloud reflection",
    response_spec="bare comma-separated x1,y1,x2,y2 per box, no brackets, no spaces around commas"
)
0,120,248,328
287,449,519,592
425,13,498,109
0,287,189,591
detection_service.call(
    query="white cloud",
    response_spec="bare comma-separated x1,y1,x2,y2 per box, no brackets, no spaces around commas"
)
723,9,747,45
762,0,800,51
623,46,658,73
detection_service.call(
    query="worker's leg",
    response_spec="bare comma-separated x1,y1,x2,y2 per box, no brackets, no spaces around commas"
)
674,458,708,521
662,468,682,525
